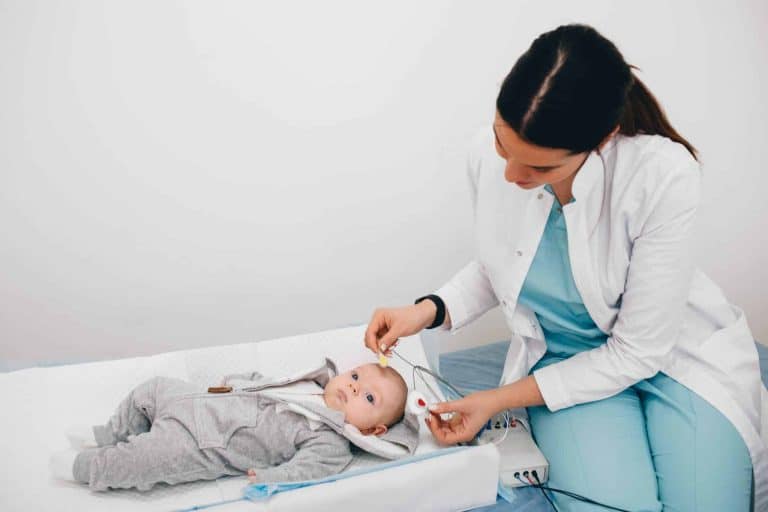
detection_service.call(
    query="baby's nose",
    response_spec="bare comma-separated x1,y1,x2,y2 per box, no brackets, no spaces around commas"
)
347,382,358,395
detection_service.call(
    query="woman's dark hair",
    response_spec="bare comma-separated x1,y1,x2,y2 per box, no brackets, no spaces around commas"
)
496,24,698,161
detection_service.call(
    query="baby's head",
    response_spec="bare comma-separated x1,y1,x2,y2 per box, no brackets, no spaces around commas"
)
323,363,408,436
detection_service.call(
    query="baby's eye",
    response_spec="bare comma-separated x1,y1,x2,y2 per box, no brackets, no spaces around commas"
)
366,393,375,404
351,372,358,381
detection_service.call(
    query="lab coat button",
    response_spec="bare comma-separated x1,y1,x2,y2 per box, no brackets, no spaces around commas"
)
537,193,543,199
516,250,523,256
502,300,508,307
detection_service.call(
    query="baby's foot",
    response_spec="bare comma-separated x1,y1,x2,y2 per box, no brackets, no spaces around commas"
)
49,448,79,481
65,425,98,450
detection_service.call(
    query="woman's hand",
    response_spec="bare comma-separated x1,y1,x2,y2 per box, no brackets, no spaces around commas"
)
364,301,437,355
424,390,498,445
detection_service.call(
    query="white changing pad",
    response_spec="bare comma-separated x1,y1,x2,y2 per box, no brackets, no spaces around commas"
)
0,324,499,511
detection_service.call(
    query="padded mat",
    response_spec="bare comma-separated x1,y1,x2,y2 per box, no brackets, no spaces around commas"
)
0,325,499,511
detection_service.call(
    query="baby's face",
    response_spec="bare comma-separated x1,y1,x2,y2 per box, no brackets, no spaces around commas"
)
323,363,407,436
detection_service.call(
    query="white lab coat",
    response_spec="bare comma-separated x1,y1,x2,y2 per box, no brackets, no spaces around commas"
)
435,127,766,509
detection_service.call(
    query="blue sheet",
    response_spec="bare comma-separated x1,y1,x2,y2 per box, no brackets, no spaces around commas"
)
439,340,768,511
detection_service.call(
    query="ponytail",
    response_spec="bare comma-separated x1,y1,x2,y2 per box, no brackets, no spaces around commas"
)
620,66,698,161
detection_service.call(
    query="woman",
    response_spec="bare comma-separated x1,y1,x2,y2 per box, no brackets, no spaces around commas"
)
364,24,763,511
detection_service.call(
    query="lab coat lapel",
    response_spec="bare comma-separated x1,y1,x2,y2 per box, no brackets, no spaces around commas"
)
504,189,553,302
563,149,615,334
498,191,551,392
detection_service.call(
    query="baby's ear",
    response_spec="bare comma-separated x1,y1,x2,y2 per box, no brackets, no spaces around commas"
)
360,424,388,436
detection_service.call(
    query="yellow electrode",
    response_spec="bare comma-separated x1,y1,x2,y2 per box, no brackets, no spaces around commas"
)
378,353,389,368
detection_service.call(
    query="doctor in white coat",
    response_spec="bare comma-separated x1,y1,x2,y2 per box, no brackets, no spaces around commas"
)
365,24,764,511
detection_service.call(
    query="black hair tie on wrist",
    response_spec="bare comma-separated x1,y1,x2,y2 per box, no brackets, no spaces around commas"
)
414,294,446,329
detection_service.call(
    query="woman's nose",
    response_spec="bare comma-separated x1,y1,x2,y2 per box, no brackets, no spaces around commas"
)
504,161,528,183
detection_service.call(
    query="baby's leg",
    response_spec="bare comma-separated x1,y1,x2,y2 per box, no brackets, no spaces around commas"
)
92,376,197,446
73,419,236,492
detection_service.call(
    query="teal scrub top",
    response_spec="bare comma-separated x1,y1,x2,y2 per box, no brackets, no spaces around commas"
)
518,185,608,360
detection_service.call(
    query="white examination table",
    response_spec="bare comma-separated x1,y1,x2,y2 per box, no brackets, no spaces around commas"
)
0,324,500,511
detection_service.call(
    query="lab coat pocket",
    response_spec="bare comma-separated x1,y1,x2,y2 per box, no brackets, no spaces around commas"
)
192,394,260,449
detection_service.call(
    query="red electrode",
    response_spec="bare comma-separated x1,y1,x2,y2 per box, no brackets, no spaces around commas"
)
407,391,430,417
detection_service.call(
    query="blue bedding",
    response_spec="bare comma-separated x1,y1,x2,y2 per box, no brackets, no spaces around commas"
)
439,340,768,511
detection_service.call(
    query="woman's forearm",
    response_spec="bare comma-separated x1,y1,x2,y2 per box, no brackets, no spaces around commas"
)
484,375,546,414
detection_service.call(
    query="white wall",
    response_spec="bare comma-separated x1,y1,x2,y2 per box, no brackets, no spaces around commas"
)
1,0,766,370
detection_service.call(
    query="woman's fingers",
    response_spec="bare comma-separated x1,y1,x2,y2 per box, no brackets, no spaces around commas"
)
364,319,387,354
378,333,400,354
424,413,444,442
425,411,466,445
427,398,464,415
426,401,465,443
364,312,384,353
364,309,403,354
424,393,494,445
364,304,429,354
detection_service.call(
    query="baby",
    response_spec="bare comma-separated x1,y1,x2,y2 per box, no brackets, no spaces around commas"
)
49,359,412,491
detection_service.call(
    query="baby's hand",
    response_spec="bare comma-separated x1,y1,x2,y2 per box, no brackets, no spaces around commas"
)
247,468,257,483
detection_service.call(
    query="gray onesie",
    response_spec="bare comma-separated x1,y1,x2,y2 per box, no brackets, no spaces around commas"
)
72,360,374,492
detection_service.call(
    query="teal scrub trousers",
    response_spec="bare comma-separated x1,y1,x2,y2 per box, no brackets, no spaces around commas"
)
519,186,753,510
527,354,753,511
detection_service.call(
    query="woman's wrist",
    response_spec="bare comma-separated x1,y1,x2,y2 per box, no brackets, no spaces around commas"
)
415,299,437,328
414,294,445,329
475,389,500,417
